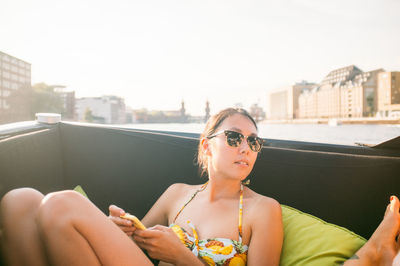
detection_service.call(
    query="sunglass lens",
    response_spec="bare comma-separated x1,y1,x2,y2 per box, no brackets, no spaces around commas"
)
248,137,263,152
225,131,242,147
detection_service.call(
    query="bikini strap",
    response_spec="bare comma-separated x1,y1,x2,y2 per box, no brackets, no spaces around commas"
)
238,183,244,242
173,182,208,223
173,181,245,243
187,221,200,252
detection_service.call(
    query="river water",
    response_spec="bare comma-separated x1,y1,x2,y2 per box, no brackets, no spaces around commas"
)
123,123,400,146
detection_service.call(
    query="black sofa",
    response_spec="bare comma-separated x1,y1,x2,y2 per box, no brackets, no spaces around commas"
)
1,122,399,265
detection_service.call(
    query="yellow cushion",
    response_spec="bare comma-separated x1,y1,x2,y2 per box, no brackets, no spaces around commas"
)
280,205,366,266
73,185,88,198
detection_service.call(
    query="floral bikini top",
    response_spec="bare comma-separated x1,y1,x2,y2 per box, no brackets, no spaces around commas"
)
169,183,248,266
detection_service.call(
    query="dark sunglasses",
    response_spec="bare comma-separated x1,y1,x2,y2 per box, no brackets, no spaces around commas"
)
207,130,264,153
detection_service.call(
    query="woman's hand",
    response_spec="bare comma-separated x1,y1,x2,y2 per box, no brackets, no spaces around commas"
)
108,204,136,236
133,225,194,265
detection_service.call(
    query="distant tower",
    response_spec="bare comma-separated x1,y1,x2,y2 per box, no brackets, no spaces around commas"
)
205,100,210,122
180,100,186,122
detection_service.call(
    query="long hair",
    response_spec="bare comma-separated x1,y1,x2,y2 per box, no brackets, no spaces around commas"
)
197,108,258,177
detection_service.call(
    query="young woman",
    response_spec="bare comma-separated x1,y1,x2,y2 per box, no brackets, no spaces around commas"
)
0,108,399,265
0,108,283,265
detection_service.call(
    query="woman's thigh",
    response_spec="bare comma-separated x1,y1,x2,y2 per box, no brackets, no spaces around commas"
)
1,187,44,215
37,190,153,266
0,188,48,266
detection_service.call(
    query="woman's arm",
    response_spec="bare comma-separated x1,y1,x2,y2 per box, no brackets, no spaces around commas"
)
108,183,188,235
133,225,207,266
141,183,189,227
246,197,283,266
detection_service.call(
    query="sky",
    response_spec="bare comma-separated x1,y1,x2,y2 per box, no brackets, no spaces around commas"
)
1,0,399,116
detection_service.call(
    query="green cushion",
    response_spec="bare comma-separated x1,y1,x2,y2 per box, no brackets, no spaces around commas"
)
280,205,366,266
73,185,366,265
73,185,88,198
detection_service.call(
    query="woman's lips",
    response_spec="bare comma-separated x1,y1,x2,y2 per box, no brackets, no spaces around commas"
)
234,160,249,166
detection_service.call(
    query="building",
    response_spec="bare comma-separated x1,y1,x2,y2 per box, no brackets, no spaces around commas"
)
76,95,126,124
377,72,400,117
204,100,210,122
133,109,189,123
268,81,316,120
249,103,265,122
180,100,188,123
0,51,31,120
132,101,190,123
54,86,76,120
298,65,383,118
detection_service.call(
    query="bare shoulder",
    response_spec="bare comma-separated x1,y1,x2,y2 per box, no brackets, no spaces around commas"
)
142,183,202,226
243,191,283,263
164,183,200,196
162,183,203,203
162,183,205,223
245,188,282,220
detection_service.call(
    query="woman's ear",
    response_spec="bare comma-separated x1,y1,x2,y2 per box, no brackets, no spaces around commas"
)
201,138,211,156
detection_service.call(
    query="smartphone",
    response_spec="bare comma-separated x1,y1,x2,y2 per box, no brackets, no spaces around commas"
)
120,213,147,230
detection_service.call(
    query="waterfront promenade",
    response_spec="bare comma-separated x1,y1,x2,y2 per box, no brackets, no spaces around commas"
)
126,122,400,146
263,117,400,125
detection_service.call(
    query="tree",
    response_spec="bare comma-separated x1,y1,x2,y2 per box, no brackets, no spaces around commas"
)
31,83,64,115
2,84,33,123
84,108,94,123
5,83,64,123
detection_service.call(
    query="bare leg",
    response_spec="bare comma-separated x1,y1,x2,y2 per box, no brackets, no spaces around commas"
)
36,190,153,266
344,196,400,266
0,188,48,266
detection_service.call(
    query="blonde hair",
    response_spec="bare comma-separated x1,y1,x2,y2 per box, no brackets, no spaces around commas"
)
197,108,258,177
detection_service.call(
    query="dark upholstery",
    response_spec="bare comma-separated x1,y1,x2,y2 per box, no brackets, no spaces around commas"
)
0,122,399,265
59,124,200,220
252,147,400,239
0,127,65,195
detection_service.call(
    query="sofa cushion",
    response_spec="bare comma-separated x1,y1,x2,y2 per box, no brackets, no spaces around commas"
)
280,205,366,266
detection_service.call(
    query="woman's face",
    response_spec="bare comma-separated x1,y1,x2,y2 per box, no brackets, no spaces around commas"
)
206,113,259,181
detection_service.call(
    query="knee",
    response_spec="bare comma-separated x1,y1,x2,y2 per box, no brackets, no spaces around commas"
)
0,188,43,218
37,190,85,231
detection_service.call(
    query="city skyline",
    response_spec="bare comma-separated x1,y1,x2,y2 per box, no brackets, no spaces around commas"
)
1,0,399,115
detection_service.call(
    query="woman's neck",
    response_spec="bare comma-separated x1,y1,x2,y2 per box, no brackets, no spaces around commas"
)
202,178,242,202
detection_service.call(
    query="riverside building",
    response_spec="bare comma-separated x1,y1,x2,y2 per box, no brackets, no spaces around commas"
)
268,81,315,120
54,86,76,120
0,51,31,119
298,65,383,118
76,95,126,124
377,72,400,118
